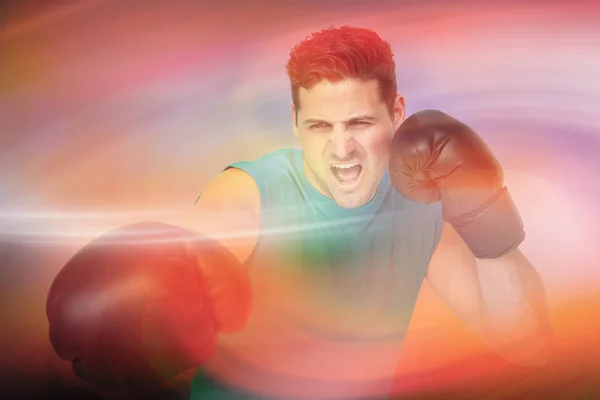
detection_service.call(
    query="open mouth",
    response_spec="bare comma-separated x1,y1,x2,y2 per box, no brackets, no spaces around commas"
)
331,162,363,186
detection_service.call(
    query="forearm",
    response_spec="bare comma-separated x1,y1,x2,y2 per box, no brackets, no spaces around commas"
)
475,248,553,364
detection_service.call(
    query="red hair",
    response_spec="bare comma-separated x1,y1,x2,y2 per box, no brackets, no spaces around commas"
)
286,26,397,115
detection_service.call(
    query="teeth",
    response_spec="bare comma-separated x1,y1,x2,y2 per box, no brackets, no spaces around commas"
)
332,163,359,169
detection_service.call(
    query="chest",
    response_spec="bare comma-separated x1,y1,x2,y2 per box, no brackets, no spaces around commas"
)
250,205,435,335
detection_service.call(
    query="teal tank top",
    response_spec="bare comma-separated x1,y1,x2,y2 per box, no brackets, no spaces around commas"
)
191,148,443,400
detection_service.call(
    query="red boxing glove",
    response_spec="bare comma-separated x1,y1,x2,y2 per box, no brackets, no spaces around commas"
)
46,222,251,394
389,110,525,259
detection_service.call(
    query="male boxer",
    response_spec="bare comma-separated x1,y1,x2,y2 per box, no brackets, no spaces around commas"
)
47,26,553,399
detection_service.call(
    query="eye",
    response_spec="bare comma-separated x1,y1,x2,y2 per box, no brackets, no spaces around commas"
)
350,120,371,127
310,123,328,130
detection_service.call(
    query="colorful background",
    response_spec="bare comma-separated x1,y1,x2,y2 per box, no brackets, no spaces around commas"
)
1,0,599,398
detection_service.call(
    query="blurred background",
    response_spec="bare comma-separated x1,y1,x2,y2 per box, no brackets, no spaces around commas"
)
1,0,599,398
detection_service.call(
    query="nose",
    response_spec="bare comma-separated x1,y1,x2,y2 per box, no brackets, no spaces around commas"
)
329,125,356,160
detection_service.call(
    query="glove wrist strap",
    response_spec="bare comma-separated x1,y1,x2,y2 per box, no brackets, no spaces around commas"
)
445,187,525,259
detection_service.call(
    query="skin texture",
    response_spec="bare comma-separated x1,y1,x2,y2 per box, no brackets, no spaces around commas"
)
292,79,405,209
190,168,260,264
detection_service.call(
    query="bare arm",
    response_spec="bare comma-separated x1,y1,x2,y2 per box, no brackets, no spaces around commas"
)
46,167,263,390
173,167,261,264
426,223,553,366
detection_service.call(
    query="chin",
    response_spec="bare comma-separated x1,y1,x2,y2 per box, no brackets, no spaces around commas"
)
331,191,371,209
334,200,362,209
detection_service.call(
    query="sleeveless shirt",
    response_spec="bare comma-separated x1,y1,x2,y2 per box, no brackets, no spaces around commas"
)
191,148,443,399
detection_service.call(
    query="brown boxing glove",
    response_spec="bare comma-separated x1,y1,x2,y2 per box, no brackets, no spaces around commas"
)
46,221,252,395
389,110,525,259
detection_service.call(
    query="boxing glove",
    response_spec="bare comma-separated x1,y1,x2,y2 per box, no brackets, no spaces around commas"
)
46,221,252,394
389,110,525,259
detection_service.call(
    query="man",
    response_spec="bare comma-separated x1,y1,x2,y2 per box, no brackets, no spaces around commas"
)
46,26,553,400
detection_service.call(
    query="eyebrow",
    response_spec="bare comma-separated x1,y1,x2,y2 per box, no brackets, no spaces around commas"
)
302,115,377,126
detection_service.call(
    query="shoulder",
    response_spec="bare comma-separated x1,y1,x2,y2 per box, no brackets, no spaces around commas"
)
186,168,261,264
197,167,260,215
388,189,444,254
198,148,300,211
391,187,443,222
227,148,303,202
230,148,300,180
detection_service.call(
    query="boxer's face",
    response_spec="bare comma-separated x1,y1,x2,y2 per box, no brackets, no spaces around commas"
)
293,78,405,209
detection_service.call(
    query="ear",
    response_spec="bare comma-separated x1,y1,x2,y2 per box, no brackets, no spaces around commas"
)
392,94,406,131
291,102,299,139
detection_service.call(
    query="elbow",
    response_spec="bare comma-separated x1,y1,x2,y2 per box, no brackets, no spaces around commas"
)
487,328,555,367
502,344,552,367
